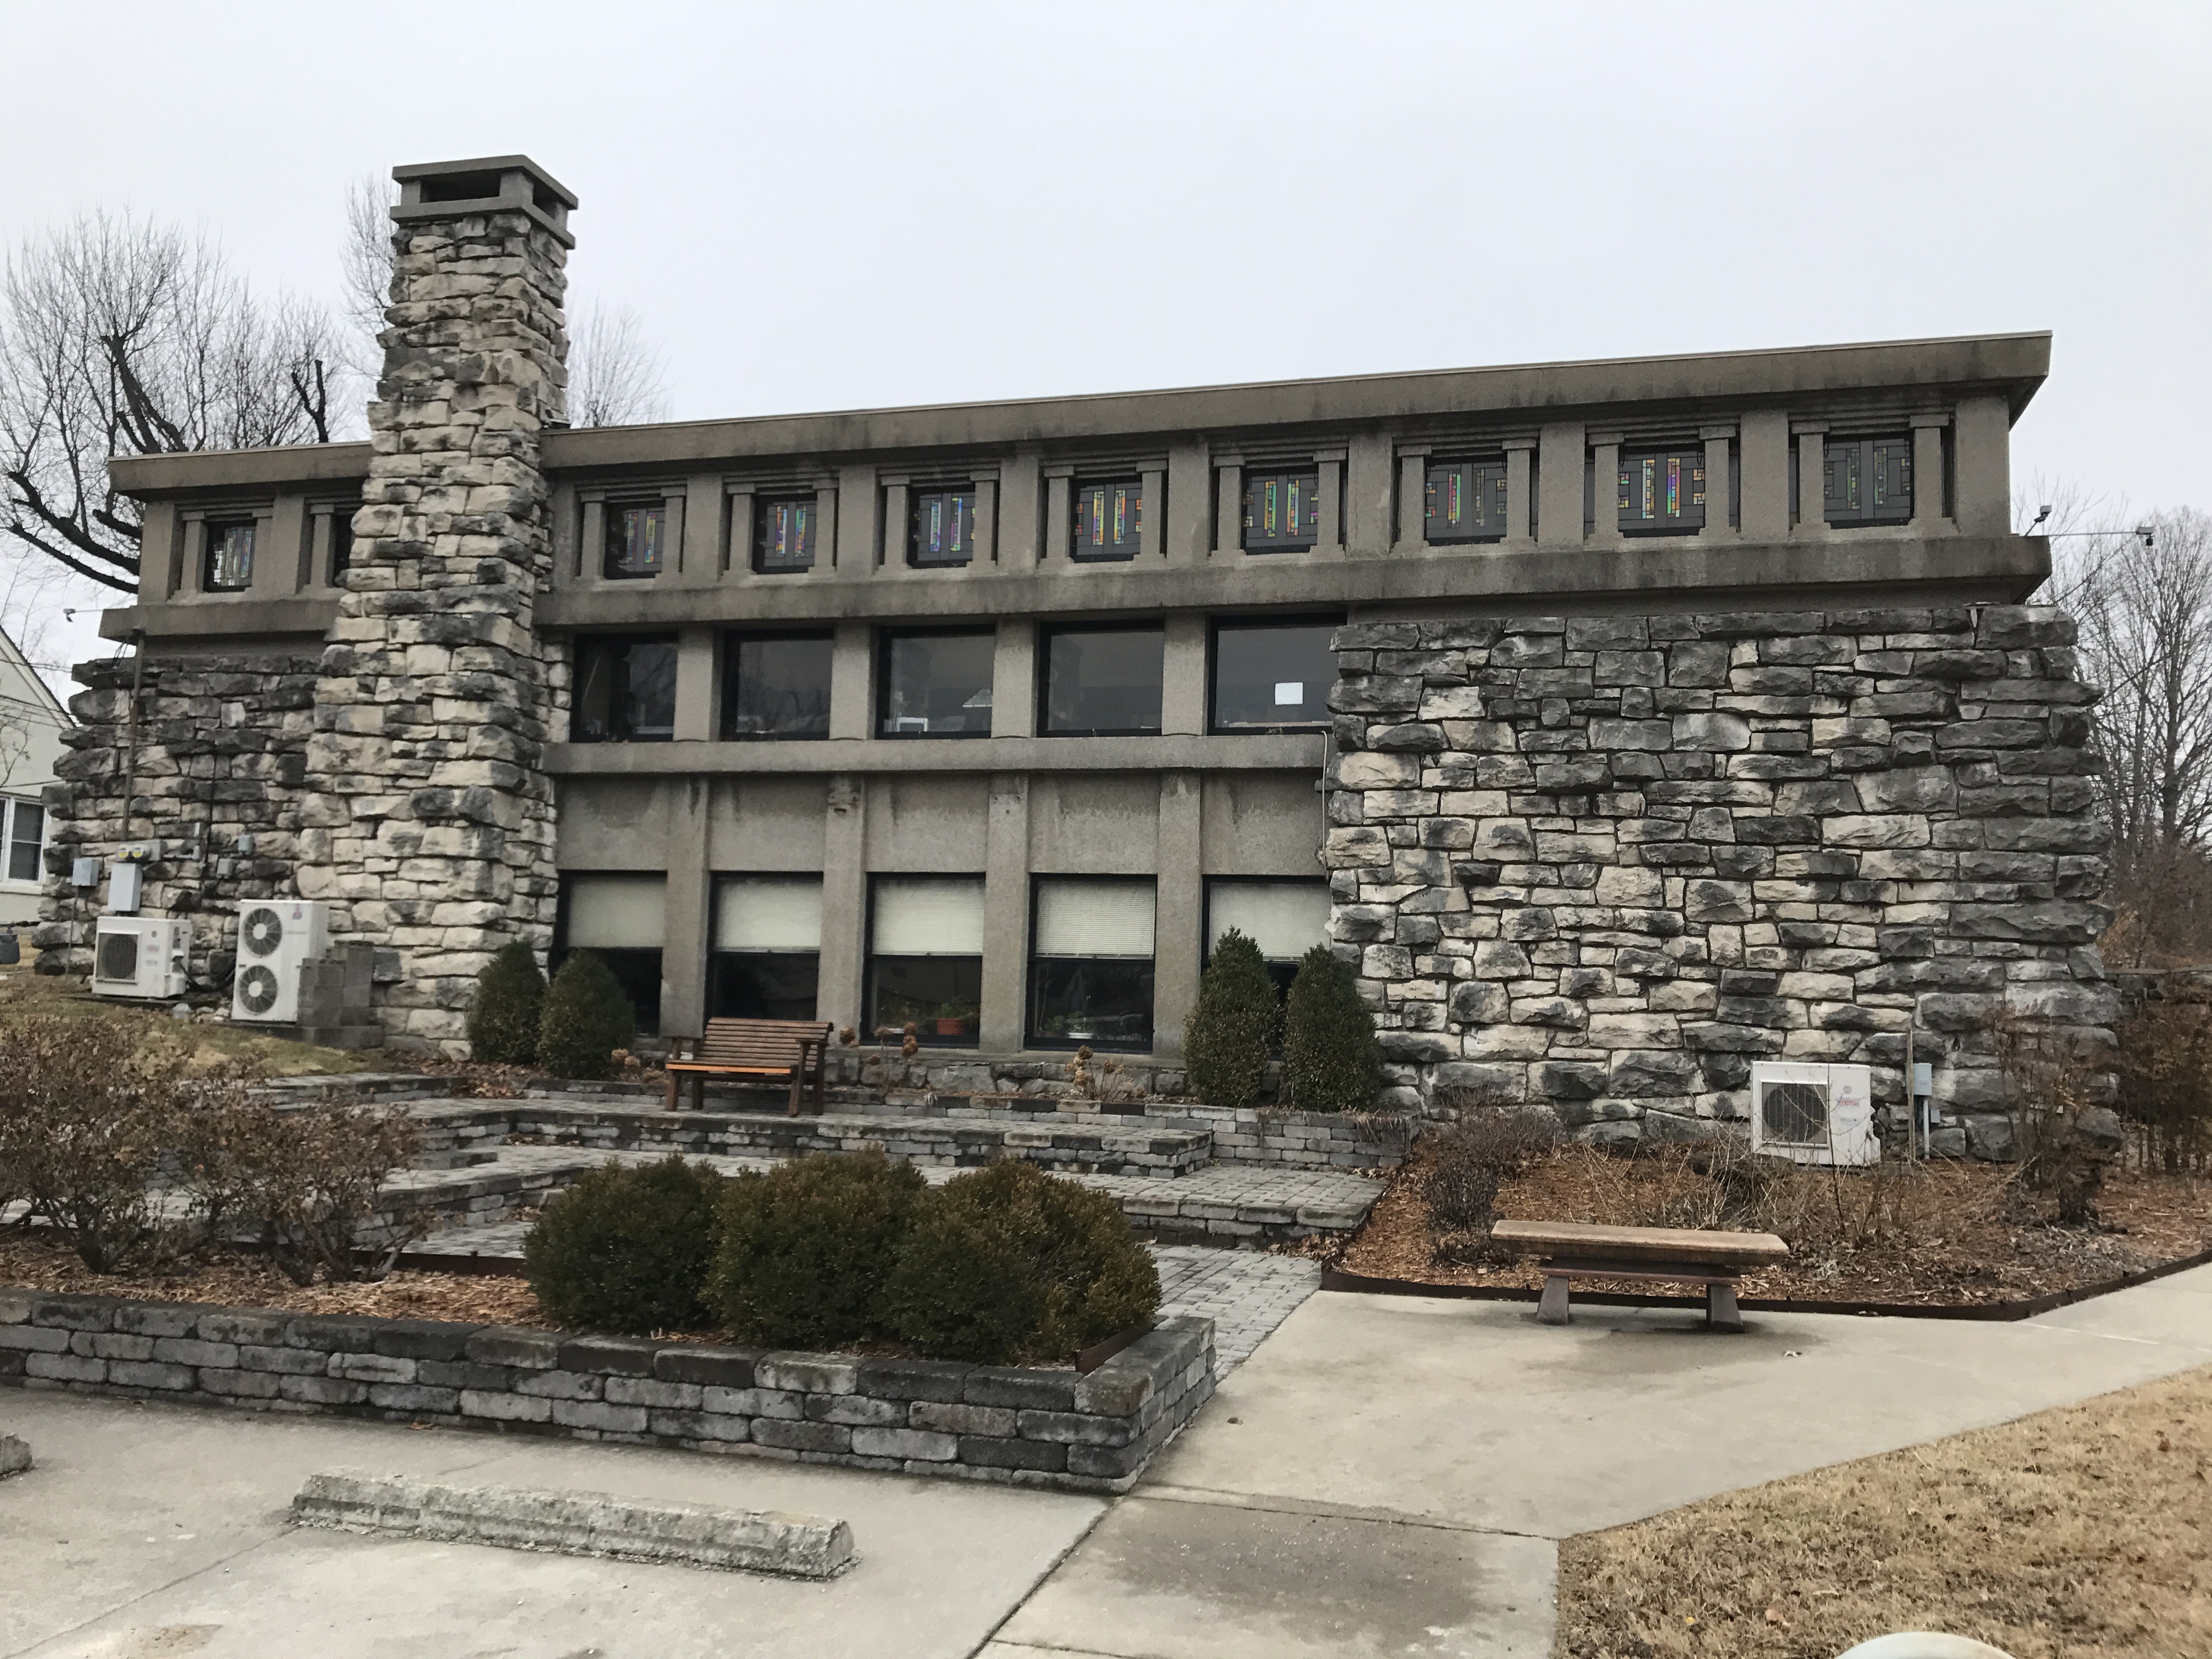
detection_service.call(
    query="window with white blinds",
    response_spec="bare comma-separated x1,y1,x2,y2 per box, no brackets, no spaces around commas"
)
713,876,822,952
1209,880,1329,962
1034,879,1155,959
871,877,986,956
563,874,667,949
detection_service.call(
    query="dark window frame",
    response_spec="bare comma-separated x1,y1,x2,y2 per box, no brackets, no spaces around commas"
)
570,631,679,743
876,626,995,740
720,630,834,741
752,494,819,574
1070,476,1145,562
5,797,46,885
1025,874,1158,1053
907,483,981,568
603,499,668,580
204,520,257,592
1207,614,1344,735
864,873,985,1048
1039,621,1166,738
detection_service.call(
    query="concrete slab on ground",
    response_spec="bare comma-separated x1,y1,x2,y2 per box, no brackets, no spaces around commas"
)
0,1389,1100,1659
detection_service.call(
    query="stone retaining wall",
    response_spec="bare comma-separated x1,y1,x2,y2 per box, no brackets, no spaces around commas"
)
0,1289,1214,1494
1325,605,2117,1154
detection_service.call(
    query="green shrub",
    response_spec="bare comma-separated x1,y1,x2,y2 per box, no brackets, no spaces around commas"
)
468,941,546,1065
535,950,635,1080
884,1161,1160,1364
524,1155,724,1333
707,1150,926,1347
1283,944,1380,1114
1183,929,1279,1111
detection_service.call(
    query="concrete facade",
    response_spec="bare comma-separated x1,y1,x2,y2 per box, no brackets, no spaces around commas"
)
37,154,2094,1126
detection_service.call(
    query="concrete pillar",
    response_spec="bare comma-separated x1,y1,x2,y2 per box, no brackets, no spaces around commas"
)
661,777,712,1040
998,448,1042,567
1041,472,1073,566
680,473,724,584
817,775,868,1036
1536,423,1584,549
828,623,872,741
1161,613,1209,737
261,496,306,597
673,627,718,743
1794,424,1828,535
1700,427,1735,540
994,619,1037,739
1589,435,1622,548
835,464,879,575
1213,458,1243,555
1139,467,1166,561
1344,433,1394,556
1164,442,1211,565
1953,395,2010,534
1504,441,1535,544
1738,410,1790,541
1396,450,1427,549
1911,415,1951,527
1314,454,1345,554
1152,770,1203,1061
979,773,1031,1053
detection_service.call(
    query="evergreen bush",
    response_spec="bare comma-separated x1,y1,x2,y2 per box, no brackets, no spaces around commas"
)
523,1155,724,1333
1282,944,1381,1114
467,941,546,1065
707,1149,926,1347
1182,929,1278,1111
884,1161,1160,1364
535,950,635,1080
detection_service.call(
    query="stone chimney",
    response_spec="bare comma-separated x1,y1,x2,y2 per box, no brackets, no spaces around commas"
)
300,155,577,1053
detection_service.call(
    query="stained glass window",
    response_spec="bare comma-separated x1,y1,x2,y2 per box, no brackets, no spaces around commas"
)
1424,460,1510,543
754,496,815,572
1615,448,1707,535
1073,479,1143,561
910,488,979,567
205,522,256,591
605,502,665,579
1823,437,1913,526
1242,469,1323,552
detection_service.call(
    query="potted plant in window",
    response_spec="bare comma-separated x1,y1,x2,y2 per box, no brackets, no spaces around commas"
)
935,997,979,1039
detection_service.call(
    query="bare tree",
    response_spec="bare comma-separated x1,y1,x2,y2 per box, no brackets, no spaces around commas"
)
0,212,352,595
567,301,671,427
337,174,394,379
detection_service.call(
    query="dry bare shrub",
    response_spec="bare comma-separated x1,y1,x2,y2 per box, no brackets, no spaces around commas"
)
201,1097,426,1285
1424,1101,1561,1254
2113,989,2212,1174
1990,1005,2125,1225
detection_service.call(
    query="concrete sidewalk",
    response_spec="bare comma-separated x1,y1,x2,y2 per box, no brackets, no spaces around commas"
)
0,1391,1102,1659
985,1262,2212,1659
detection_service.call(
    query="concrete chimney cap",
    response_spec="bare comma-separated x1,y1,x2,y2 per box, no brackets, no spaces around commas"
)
390,154,577,246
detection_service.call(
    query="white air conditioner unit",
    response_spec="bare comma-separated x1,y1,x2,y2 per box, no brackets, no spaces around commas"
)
1749,1062,1878,1166
230,899,330,1024
91,916,190,1000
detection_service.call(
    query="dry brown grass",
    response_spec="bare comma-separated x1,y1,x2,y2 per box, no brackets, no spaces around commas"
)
0,968,375,1075
1555,1364,2212,1659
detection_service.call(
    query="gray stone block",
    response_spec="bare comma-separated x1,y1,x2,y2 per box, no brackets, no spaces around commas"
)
1015,1410,1135,1448
368,1383,461,1414
806,1393,906,1428
280,1374,372,1407
755,1355,856,1395
373,1320,478,1362
910,1401,1019,1437
200,1367,283,1399
557,1336,659,1377
514,1369,601,1402
956,1435,1068,1472
239,1344,332,1377
855,1357,971,1402
751,1418,853,1455
465,1326,562,1369
0,1326,70,1354
108,1360,197,1391
291,1469,854,1578
26,1352,106,1383
652,1345,761,1389
460,1389,551,1423
603,1376,702,1410
196,1310,292,1346
0,1433,29,1478
550,1398,650,1434
851,1426,957,1462
329,1352,416,1385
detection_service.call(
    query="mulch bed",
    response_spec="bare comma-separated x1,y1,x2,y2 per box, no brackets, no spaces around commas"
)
1303,1144,2212,1309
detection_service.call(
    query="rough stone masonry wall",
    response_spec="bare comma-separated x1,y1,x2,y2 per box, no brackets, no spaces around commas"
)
34,652,328,988
1323,605,2118,1156
296,204,571,1052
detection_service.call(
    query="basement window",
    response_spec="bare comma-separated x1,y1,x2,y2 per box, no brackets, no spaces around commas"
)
604,501,667,579
754,496,817,573
1424,459,1510,543
1029,878,1155,1051
1042,625,1164,736
1616,448,1706,535
572,634,678,742
710,874,822,1020
868,876,984,1046
1073,478,1144,561
1824,436,1914,526
204,521,256,592
879,629,994,737
1242,470,1322,552
556,872,664,1033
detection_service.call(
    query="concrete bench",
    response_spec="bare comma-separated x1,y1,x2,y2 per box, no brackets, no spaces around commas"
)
1489,1220,1789,1331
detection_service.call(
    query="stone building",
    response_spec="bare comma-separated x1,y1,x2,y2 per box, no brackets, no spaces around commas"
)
39,153,2112,1148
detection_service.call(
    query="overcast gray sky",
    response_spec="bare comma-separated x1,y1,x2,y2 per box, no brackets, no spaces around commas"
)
4,0,2207,675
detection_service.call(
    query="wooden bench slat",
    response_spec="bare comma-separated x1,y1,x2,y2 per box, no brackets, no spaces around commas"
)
664,1018,834,1115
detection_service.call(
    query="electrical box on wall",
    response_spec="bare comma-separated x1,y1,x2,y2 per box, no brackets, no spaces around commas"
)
107,861,144,915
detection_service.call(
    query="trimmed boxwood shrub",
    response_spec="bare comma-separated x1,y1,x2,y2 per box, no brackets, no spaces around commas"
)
523,1155,724,1333
884,1161,1160,1365
536,950,635,1080
707,1149,926,1348
1183,928,1278,1111
468,941,546,1065
1283,944,1380,1113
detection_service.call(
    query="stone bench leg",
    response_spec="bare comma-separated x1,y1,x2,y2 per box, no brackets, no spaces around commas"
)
1538,1274,1571,1325
1706,1280,1742,1333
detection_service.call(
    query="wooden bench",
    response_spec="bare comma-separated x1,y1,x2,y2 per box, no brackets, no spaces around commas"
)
1489,1220,1789,1331
663,1018,834,1116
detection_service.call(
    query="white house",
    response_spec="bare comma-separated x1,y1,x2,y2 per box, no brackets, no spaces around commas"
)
0,625,67,930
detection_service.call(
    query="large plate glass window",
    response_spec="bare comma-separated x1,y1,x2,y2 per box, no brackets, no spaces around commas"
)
1073,478,1143,561
1616,448,1706,535
1242,470,1322,553
1206,878,1329,1004
1822,436,1913,526
1029,878,1155,1051
205,521,256,592
910,486,980,568
711,874,822,1020
754,495,817,573
557,872,665,1033
1042,625,1164,736
1424,459,1510,543
4,798,46,884
572,634,678,742
604,500,667,579
723,633,832,740
1210,618,1339,731
878,629,993,737
868,876,984,1045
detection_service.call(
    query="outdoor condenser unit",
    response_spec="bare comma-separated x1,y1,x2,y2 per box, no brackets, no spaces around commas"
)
90,916,191,1000
230,898,330,1024
1747,1061,1878,1167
